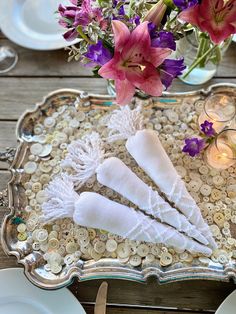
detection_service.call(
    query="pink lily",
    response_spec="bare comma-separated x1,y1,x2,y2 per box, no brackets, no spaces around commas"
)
98,21,171,105
179,0,236,44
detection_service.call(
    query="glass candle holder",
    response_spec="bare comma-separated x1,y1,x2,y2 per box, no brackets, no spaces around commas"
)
198,94,236,133
205,129,236,170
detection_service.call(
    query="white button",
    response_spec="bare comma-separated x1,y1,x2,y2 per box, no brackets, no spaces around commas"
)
94,241,106,254
66,242,78,254
64,254,74,265
200,184,212,196
17,223,26,233
145,254,155,263
77,228,89,240
32,182,42,193
129,255,142,267
48,238,60,250
151,245,160,256
90,249,102,261
32,242,40,250
30,143,43,155
160,252,173,266
117,243,131,258
175,166,187,178
199,166,209,175
51,264,62,274
137,244,149,257
36,229,48,242
38,144,52,157
188,180,201,192
88,228,96,240
24,161,37,174
106,239,117,252
36,190,48,204
213,175,225,186
44,117,56,128
80,237,90,247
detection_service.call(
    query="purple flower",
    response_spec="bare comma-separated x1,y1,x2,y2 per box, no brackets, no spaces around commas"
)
182,138,205,157
151,31,176,50
113,0,125,15
200,120,216,137
85,41,112,67
160,58,186,89
173,0,198,11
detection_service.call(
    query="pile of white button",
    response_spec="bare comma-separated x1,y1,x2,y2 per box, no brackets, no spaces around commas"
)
17,95,236,274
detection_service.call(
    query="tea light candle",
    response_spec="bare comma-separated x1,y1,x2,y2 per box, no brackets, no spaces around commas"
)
205,141,235,170
198,111,225,133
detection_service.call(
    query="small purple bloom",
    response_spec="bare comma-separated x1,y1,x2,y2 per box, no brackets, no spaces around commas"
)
113,0,125,16
148,22,157,39
160,58,186,89
63,28,78,41
173,0,198,10
182,138,205,157
151,31,176,50
200,120,216,137
85,41,112,67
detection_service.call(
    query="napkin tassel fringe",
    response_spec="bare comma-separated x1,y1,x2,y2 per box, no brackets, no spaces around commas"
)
107,105,144,142
41,175,79,224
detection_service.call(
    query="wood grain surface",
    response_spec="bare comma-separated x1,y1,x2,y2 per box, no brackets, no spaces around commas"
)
0,35,236,313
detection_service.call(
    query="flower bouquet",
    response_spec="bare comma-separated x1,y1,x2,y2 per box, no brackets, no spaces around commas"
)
58,0,186,105
58,0,236,97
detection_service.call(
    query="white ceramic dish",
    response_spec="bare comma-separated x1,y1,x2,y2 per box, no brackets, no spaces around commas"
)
216,290,236,314
0,268,86,314
0,0,80,50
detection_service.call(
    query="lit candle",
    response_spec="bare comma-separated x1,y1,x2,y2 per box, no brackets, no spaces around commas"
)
198,111,225,133
205,141,235,170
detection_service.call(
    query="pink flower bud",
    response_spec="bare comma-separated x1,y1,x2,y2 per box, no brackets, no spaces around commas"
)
143,0,167,26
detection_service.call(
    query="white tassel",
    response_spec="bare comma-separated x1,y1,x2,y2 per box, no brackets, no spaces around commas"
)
61,132,108,188
107,105,144,142
41,175,79,224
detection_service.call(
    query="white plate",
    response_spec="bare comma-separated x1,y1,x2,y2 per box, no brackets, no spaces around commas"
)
0,268,86,314
216,289,236,314
0,0,80,50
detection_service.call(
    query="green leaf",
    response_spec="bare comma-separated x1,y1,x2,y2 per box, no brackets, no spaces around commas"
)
163,0,175,9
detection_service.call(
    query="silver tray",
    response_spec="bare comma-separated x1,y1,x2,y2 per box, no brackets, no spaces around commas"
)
2,83,236,289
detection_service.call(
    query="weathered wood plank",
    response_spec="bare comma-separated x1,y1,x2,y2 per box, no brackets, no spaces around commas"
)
0,39,92,77
70,278,234,312
82,304,209,314
0,77,108,120
0,38,235,77
0,77,236,121
0,170,11,190
0,122,17,150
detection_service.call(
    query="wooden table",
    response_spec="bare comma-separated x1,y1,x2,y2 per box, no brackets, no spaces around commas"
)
0,33,236,313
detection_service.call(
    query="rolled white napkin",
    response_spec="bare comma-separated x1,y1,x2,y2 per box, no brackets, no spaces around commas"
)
107,106,217,249
41,176,212,256
62,133,208,245
97,157,208,245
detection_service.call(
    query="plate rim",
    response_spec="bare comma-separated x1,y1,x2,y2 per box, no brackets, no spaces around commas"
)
0,0,81,50
2,83,236,289
0,268,86,313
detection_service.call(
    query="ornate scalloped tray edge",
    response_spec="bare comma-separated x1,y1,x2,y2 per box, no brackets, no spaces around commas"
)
2,83,236,289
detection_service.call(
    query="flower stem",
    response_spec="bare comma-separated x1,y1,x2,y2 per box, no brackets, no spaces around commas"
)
76,26,95,45
182,45,217,79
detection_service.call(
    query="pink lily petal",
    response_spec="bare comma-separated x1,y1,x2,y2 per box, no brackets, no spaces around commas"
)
135,63,163,96
178,5,199,26
115,79,135,106
98,52,125,80
112,20,130,52
179,0,236,44
148,47,171,67
121,21,150,62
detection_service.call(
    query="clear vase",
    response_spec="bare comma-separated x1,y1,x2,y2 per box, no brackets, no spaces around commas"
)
175,31,231,85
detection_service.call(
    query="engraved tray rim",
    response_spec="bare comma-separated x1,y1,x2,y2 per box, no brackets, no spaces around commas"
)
2,83,236,289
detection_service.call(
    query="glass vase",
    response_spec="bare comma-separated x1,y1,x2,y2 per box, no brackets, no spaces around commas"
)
175,31,232,85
